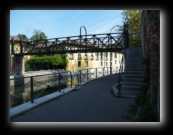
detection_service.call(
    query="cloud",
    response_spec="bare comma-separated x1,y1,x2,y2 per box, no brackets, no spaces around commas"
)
70,11,84,20
92,17,122,34
88,21,106,31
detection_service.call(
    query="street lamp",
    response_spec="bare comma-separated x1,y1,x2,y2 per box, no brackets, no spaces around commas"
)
78,26,87,85
109,25,120,75
80,26,87,39
79,26,87,50
110,25,121,33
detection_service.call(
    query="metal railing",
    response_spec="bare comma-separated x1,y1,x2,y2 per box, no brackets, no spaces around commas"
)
117,54,125,94
10,32,124,55
10,66,124,108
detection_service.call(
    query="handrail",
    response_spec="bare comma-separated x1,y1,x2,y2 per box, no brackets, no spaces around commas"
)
10,66,123,108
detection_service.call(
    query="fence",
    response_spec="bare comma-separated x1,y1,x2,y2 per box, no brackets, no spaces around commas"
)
10,66,124,108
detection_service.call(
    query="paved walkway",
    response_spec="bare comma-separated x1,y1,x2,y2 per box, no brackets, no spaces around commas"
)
10,74,135,122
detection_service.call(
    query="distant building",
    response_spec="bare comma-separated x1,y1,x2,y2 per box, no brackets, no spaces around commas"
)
66,52,123,72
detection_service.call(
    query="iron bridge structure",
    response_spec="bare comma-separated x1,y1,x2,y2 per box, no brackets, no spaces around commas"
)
10,23,129,56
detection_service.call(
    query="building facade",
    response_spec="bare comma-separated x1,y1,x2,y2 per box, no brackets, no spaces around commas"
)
66,52,123,72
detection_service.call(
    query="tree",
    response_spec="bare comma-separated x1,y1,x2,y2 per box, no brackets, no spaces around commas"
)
17,34,28,41
25,54,68,71
121,10,142,47
30,29,48,41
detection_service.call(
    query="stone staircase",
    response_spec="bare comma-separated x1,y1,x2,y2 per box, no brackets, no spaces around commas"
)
120,47,146,98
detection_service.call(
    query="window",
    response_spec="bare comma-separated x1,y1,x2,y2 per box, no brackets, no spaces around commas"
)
69,53,74,60
105,62,107,67
85,61,88,67
84,53,88,60
114,53,117,58
78,61,81,67
101,52,103,60
105,52,108,61
91,54,94,60
115,60,117,64
101,61,103,66
78,54,81,60
96,52,99,60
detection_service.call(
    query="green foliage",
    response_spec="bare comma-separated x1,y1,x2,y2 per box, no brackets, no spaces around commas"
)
30,29,47,42
121,10,142,47
17,34,28,41
25,54,68,71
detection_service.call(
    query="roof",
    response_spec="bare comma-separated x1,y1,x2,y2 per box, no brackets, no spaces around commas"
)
10,35,20,41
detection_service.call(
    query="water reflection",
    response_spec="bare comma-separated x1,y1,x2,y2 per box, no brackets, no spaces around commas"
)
10,68,112,108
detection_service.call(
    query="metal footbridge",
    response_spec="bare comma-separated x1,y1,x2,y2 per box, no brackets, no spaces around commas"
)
10,23,129,55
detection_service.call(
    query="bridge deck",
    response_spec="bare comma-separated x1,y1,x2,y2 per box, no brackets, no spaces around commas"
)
10,33,125,55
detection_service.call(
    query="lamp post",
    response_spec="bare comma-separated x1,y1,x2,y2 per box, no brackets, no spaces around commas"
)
78,26,87,85
110,25,122,74
109,26,119,75
80,26,87,49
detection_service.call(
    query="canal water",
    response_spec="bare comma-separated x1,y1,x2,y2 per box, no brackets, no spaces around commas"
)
10,69,108,108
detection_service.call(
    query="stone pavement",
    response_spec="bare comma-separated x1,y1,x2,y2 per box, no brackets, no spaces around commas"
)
10,74,135,122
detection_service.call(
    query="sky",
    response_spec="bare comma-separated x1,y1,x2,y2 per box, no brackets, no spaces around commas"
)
10,10,124,39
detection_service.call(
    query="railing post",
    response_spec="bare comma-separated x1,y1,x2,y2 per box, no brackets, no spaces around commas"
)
11,38,14,55
80,70,81,85
110,66,112,75
103,67,105,76
87,69,89,80
30,76,34,103
110,52,112,75
70,72,72,88
76,72,79,85
59,73,61,90
96,68,97,78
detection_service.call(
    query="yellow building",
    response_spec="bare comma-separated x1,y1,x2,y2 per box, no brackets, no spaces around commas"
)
66,52,123,72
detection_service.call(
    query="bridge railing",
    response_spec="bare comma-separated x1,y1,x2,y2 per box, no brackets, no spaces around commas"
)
10,66,124,108
10,32,124,55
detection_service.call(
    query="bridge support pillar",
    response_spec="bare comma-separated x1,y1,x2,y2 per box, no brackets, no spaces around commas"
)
12,55,25,75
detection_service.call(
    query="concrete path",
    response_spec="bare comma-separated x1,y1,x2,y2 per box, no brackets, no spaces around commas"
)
10,74,135,122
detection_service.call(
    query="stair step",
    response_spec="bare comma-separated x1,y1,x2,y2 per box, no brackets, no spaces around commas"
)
124,71,145,75
120,47,147,97
119,91,142,97
122,86,143,91
125,66,144,69
123,78,144,82
123,75,145,78
125,68,145,72
121,82,145,87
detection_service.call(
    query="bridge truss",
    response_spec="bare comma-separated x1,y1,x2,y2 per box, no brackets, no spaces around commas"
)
10,23,129,55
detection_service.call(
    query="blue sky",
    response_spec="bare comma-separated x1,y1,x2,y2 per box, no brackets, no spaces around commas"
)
10,10,124,39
